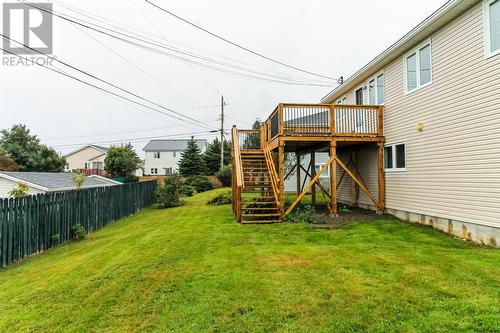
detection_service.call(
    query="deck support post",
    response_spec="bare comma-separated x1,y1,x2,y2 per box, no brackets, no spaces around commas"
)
296,152,301,196
330,141,338,217
377,142,386,214
311,149,316,207
278,141,285,215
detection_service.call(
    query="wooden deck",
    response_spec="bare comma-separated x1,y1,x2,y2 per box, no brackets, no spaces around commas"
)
231,103,385,223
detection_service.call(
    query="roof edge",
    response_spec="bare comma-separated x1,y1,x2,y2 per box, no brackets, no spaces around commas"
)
321,0,473,103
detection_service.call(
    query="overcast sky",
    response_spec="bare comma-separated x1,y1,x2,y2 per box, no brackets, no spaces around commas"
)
0,0,445,156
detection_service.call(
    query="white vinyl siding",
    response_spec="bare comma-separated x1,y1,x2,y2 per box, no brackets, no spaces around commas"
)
484,0,500,57
404,41,432,93
331,3,500,229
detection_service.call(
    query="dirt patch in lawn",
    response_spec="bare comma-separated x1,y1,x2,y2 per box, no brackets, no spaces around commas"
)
305,206,396,230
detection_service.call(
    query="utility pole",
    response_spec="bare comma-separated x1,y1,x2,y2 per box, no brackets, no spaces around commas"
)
220,95,225,170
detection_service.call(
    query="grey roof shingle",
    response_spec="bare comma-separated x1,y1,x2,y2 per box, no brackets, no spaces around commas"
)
143,139,207,152
0,172,115,191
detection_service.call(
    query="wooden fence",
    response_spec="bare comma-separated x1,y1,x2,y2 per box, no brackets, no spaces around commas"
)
0,181,157,268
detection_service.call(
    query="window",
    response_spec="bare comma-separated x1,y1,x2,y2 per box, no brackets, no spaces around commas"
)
355,88,363,105
368,73,384,105
173,151,176,157
384,142,406,171
404,41,432,93
315,164,330,178
151,168,158,175
485,0,500,57
165,167,173,176
153,152,160,158
84,162,88,169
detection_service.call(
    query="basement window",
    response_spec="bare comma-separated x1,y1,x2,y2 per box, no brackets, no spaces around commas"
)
384,142,406,172
404,40,432,94
485,0,500,57
315,164,330,178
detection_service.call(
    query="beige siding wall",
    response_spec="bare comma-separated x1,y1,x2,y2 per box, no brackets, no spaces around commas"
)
335,3,500,228
65,147,106,171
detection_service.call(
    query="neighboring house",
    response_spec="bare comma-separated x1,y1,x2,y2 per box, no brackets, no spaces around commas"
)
143,139,207,176
0,172,121,197
64,145,109,176
316,0,500,243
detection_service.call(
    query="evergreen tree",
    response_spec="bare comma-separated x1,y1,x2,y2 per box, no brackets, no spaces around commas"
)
202,137,230,175
178,137,207,176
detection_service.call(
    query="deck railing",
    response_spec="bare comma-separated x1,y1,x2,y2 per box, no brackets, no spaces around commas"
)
238,129,261,150
231,126,243,221
262,103,383,141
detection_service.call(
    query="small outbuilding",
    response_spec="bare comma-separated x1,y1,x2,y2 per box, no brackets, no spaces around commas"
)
0,172,121,198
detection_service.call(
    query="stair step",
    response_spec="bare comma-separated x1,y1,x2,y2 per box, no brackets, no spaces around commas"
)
241,201,277,205
242,213,281,217
241,220,281,224
242,207,279,211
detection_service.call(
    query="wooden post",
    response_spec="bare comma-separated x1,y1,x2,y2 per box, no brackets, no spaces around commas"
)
278,141,285,215
330,140,338,216
296,152,301,196
377,142,386,213
310,149,316,206
350,151,359,205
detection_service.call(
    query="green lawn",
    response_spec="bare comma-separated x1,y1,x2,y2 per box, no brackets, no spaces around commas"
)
0,190,499,332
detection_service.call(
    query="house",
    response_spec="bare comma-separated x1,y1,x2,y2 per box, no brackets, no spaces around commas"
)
0,172,121,197
64,145,109,176
231,0,500,246
318,0,500,245
143,139,207,176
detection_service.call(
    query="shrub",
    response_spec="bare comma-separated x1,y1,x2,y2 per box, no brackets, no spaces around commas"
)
207,189,232,205
71,224,86,240
124,175,139,183
186,176,213,193
180,184,195,197
8,182,29,198
216,165,231,187
287,205,324,224
157,174,184,207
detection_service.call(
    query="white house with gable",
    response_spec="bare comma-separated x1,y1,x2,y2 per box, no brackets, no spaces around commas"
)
143,139,207,176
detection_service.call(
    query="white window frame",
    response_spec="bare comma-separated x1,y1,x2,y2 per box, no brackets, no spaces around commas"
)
173,151,176,157
484,0,500,58
403,40,433,95
384,141,407,172
367,71,385,105
315,163,330,178
153,152,161,159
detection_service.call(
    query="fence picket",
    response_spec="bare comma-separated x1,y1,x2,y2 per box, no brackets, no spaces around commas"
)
0,181,156,268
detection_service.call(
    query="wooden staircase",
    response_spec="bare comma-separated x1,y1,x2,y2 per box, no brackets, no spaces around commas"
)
239,150,280,223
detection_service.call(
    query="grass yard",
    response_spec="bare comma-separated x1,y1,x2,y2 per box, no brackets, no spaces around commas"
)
0,190,499,332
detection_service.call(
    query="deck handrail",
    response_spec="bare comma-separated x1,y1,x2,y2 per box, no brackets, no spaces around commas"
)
231,126,243,221
262,103,383,141
260,126,280,205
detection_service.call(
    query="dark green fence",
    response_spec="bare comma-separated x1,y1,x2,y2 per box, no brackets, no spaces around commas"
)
0,181,157,268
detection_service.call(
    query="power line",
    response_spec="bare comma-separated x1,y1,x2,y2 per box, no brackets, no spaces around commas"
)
52,130,216,149
145,0,339,81
2,35,217,130
1,45,217,132
55,0,332,85
19,1,336,87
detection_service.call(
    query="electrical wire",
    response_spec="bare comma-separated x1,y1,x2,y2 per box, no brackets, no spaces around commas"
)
145,0,339,81
2,35,217,130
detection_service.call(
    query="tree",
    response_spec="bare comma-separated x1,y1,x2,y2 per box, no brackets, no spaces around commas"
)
0,153,19,171
71,173,86,189
178,137,207,176
0,124,66,172
8,182,29,198
202,137,230,175
104,143,141,178
156,174,184,208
